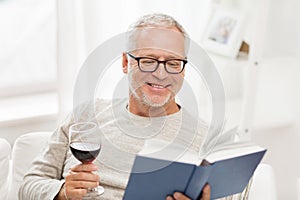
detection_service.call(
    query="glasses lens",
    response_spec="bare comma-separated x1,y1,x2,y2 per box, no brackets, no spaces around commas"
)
166,60,184,73
139,58,158,72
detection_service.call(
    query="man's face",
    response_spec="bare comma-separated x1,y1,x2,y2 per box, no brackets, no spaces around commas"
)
124,27,186,108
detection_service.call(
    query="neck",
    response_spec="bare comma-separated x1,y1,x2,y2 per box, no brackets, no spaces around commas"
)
128,96,180,117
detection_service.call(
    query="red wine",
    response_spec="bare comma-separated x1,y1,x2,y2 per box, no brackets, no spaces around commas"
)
70,142,100,164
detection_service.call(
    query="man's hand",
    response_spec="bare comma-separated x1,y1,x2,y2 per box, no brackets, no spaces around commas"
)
56,163,100,200
166,184,210,200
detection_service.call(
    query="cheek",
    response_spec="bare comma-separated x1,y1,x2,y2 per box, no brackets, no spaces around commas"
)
129,68,146,87
170,75,184,92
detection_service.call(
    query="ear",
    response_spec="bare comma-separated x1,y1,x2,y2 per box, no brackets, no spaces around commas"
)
122,52,128,74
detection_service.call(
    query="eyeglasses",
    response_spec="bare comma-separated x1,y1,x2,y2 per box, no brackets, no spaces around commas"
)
127,53,187,74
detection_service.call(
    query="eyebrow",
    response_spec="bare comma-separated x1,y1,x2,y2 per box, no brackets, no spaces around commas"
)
142,53,184,60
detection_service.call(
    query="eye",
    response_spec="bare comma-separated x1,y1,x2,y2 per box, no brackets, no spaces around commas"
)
140,59,156,65
167,60,181,67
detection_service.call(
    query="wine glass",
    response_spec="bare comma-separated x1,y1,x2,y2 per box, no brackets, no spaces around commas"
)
69,121,104,199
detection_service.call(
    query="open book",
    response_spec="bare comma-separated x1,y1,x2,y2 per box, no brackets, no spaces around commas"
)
123,140,266,200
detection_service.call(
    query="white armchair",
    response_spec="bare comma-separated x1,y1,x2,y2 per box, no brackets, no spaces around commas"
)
248,164,278,200
0,132,277,200
1,132,51,200
0,138,11,200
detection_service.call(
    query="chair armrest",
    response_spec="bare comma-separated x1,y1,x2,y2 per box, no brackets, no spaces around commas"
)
8,131,52,200
0,138,11,200
248,164,277,200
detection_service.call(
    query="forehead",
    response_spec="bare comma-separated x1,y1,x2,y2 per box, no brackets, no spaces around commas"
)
132,48,185,59
132,26,185,57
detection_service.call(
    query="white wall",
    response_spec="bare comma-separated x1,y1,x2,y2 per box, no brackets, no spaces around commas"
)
250,0,300,199
252,57,300,199
262,0,300,58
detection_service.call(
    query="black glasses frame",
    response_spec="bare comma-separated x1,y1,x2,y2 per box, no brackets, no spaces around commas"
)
127,53,187,74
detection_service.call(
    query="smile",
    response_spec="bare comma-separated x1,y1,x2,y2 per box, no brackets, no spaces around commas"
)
146,82,170,89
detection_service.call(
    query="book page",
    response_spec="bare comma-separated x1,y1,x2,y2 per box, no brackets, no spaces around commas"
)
204,143,265,163
139,139,201,165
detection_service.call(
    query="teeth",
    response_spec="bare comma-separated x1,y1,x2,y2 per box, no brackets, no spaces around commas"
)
150,84,164,89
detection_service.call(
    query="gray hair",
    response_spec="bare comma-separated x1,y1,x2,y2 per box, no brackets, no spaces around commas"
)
126,13,190,55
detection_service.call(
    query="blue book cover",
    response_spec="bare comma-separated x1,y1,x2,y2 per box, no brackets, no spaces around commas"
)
123,146,266,200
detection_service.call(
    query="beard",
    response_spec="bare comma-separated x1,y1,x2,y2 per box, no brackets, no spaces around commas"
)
142,92,172,107
131,87,172,108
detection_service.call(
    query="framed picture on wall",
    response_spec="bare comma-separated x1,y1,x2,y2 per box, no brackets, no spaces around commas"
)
201,8,247,58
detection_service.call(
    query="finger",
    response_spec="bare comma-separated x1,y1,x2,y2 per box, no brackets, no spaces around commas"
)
166,196,174,200
65,186,87,199
65,173,100,191
67,171,100,182
173,192,191,200
70,180,99,189
71,163,98,172
200,184,211,200
64,178,99,199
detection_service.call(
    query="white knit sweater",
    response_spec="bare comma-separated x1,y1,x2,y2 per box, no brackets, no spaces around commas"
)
19,99,250,200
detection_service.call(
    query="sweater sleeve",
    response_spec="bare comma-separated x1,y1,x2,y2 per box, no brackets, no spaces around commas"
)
18,122,70,200
18,100,99,200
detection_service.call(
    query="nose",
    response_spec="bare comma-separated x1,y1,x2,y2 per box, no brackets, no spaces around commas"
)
152,63,168,80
